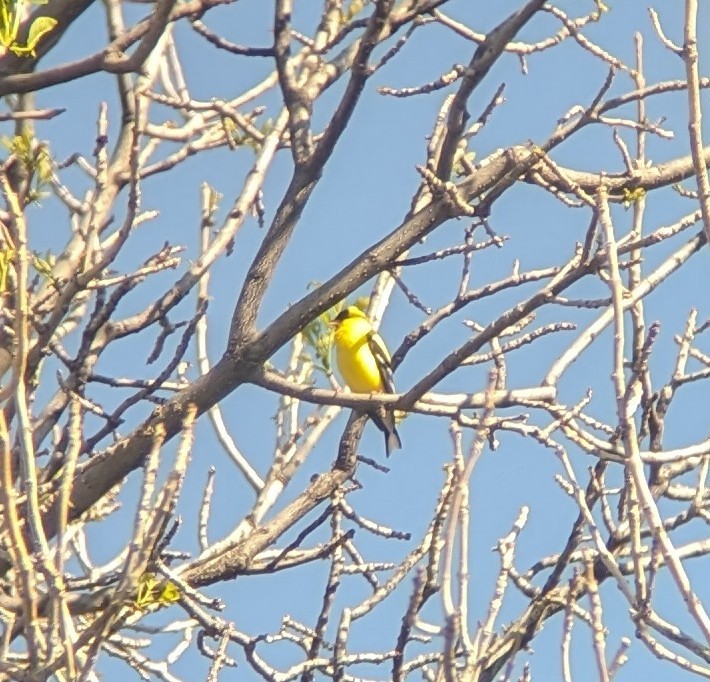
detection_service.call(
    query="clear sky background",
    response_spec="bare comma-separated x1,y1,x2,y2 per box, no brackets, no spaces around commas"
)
15,0,710,679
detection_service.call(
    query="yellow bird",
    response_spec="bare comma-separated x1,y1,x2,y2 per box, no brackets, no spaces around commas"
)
331,306,402,456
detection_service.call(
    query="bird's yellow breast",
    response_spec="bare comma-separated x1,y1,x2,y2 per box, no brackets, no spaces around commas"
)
333,317,384,393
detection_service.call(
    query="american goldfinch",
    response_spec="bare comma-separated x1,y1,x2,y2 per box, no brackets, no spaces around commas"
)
331,306,402,456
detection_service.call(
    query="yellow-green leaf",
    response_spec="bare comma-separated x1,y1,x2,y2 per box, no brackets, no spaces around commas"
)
158,581,180,605
622,186,645,209
301,294,347,375
32,251,55,280
35,143,53,183
133,572,180,611
353,296,369,314
26,15,56,49
0,0,19,47
9,15,56,57
0,248,15,292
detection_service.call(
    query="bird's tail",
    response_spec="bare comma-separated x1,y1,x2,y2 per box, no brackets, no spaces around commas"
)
370,407,402,457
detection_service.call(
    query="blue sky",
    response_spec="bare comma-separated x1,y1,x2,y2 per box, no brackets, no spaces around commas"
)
14,0,710,679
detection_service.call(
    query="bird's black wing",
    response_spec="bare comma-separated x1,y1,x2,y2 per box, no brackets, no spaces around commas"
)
367,331,396,394
366,330,402,456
